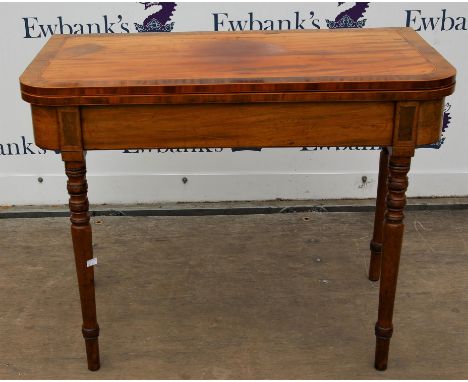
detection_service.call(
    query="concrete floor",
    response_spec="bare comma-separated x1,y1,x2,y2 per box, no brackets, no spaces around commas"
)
1,206,467,378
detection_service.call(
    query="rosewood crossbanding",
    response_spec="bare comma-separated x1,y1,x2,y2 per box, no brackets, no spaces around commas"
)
20,27,456,372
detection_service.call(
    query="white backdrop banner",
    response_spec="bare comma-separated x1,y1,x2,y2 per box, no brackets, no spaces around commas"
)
0,2,466,205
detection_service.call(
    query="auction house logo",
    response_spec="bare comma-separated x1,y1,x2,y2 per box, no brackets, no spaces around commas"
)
134,2,177,32
405,9,467,31
213,2,370,32
22,2,177,38
326,2,369,29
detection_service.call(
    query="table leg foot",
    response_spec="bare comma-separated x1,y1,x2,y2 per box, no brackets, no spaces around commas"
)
83,327,100,371
374,324,393,370
373,154,411,371
369,147,389,281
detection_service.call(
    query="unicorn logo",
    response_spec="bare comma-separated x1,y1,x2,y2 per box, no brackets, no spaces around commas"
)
326,2,370,29
134,2,177,32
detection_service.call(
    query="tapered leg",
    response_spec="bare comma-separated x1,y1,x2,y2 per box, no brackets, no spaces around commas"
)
374,154,411,371
64,154,100,371
369,148,389,281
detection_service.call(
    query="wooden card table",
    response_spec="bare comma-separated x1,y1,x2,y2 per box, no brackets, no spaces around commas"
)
20,28,455,372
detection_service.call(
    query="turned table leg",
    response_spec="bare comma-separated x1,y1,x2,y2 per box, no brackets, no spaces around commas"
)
369,147,389,281
63,152,100,371
374,154,411,371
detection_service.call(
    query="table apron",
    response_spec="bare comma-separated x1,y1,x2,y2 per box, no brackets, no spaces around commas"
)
31,100,444,151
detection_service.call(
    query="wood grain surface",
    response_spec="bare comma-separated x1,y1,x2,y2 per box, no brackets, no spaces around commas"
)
20,28,456,105
30,99,444,151
80,102,394,149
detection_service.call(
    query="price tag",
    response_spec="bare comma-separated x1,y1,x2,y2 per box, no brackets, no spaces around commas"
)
87,258,97,268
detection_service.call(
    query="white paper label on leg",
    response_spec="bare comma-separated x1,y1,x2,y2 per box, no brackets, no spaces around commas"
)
87,258,97,267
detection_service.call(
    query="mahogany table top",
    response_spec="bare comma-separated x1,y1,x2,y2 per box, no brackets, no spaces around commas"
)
20,27,456,105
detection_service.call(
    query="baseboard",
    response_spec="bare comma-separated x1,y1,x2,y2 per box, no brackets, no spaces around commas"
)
1,172,468,205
